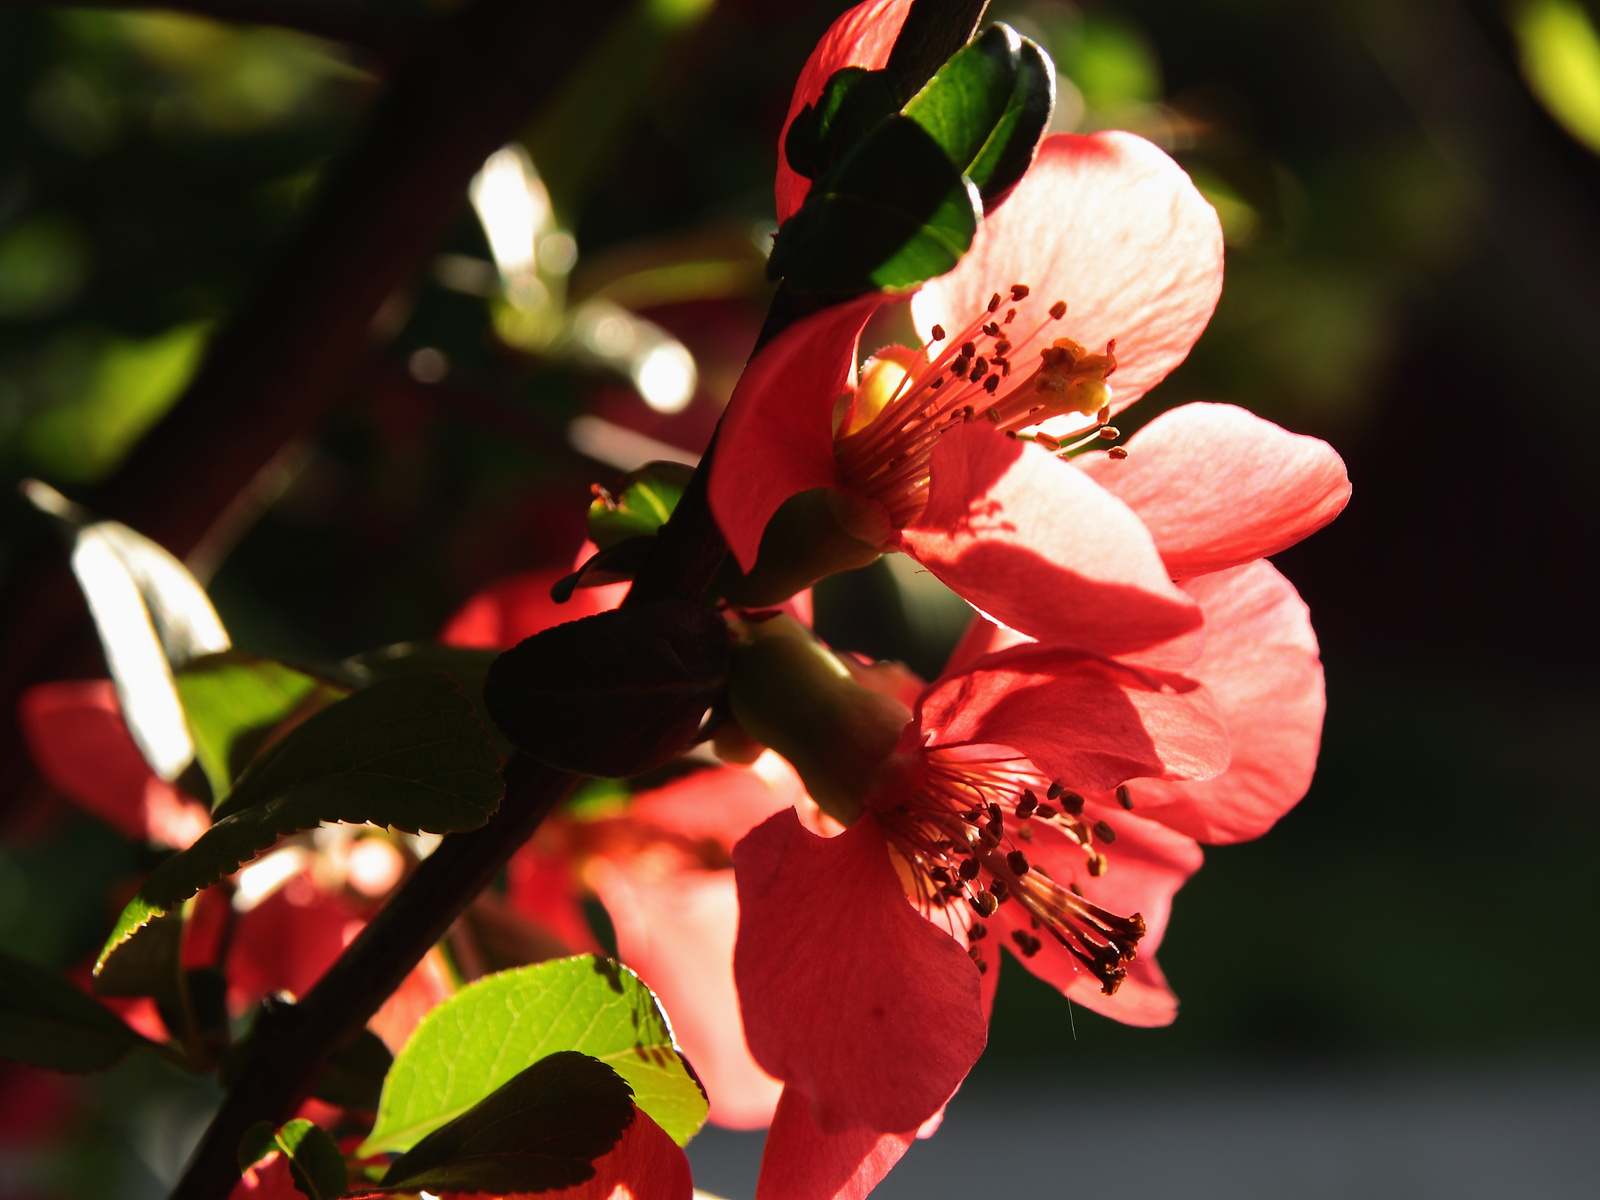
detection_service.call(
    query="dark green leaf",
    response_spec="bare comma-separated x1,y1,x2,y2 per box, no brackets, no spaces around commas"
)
241,1119,348,1200
91,907,182,1000
346,643,509,758
376,1052,634,1195
784,66,898,181
0,950,152,1073
176,652,347,804
902,24,1055,210
770,116,981,294
588,461,696,550
360,955,706,1156
312,1028,394,1111
550,536,656,605
485,599,730,777
96,673,502,973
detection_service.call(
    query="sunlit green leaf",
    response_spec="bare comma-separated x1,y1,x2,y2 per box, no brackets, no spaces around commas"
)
588,461,696,549
360,955,707,1157
240,1119,348,1200
0,950,153,1073
376,1052,635,1195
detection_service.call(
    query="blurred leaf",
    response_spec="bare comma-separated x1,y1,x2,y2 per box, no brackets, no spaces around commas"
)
311,1028,394,1112
24,322,209,483
96,673,501,975
904,24,1055,210
91,908,182,1001
551,537,656,603
0,214,89,320
360,955,707,1156
485,599,730,777
176,652,347,804
770,115,981,293
1513,0,1600,156
0,949,152,1073
588,461,696,549
346,642,507,756
376,1052,635,1195
1052,12,1162,111
240,1119,348,1200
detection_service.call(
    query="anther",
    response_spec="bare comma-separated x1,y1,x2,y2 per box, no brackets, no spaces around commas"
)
987,292,1002,313
1093,820,1117,844
962,807,984,822
982,322,1002,337
1005,307,1017,323
993,339,1011,356
1047,781,1064,800
1010,284,1030,300
1116,785,1133,810
1034,432,1061,452
930,866,952,884
1006,849,1030,876
1034,803,1055,820
969,921,988,941
1049,300,1067,320
1087,853,1108,876
1011,929,1042,957
1058,791,1085,816
1107,447,1128,460
989,878,1009,902
1098,426,1120,441
984,375,1000,394
931,324,946,341
969,944,982,961
971,891,999,917
988,803,1002,822
961,341,977,357
1016,790,1038,819
968,362,987,383
958,857,981,880
986,406,1001,423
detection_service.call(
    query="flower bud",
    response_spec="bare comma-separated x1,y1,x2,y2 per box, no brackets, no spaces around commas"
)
728,617,910,826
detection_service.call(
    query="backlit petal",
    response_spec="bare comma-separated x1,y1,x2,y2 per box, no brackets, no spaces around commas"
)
911,132,1223,415
440,566,626,649
1079,403,1351,578
754,1085,916,1200
629,755,805,850
733,809,985,1134
899,421,1200,654
500,1106,692,1200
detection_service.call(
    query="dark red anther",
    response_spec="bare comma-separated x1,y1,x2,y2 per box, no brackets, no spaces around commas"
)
1046,781,1064,800
958,856,981,880
962,807,984,823
930,866,951,884
972,891,999,917
1006,849,1029,876
993,339,1011,356
968,943,982,961
1049,300,1067,319
1034,804,1055,820
1099,426,1120,441
976,956,989,974
969,920,988,941
1059,791,1085,816
1010,283,1030,300
982,322,1002,337
989,878,1009,902
1005,307,1017,322
1117,785,1133,810
987,803,1002,822
968,360,987,382
931,324,946,341
988,292,1002,313
1093,820,1117,843
1016,790,1038,819
1011,929,1041,957
930,377,944,389
983,818,1003,842
983,375,1000,394
1069,882,1085,897
1107,446,1129,460
961,341,977,357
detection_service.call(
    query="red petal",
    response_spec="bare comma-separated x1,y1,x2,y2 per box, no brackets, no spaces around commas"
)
775,0,914,225
911,132,1223,416
733,810,985,1134
505,845,604,957
754,1084,917,1200
918,645,1231,791
229,1153,301,1200
588,860,781,1130
488,1106,692,1200
900,421,1200,653
368,946,456,1054
1079,403,1351,578
18,680,208,847
710,296,882,570
440,566,626,649
1121,562,1325,844
226,877,364,1011
629,756,804,850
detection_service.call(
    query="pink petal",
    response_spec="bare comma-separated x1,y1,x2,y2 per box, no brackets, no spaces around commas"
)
1079,403,1351,578
368,946,456,1054
754,1085,917,1200
226,876,364,1011
899,421,1200,653
918,645,1231,791
911,132,1223,415
505,844,604,957
629,756,805,850
18,680,209,847
440,566,627,649
733,809,985,1134
775,0,914,225
1121,561,1325,844
588,860,781,1130
710,295,882,570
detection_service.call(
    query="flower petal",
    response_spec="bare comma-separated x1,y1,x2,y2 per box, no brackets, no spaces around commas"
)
629,755,805,850
899,421,1200,654
911,132,1223,415
754,1084,917,1200
733,809,985,1134
1079,403,1351,578
918,644,1231,790
775,0,913,225
711,295,882,570
440,566,627,649
588,859,781,1130
505,844,604,957
1122,561,1324,844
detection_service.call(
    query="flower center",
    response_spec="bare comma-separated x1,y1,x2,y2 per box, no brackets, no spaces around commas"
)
832,284,1123,528
871,747,1145,995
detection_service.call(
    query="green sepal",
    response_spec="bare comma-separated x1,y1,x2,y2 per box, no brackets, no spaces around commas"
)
587,461,696,550
240,1119,348,1200
784,66,899,181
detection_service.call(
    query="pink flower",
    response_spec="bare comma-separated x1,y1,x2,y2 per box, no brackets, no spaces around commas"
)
713,127,1225,653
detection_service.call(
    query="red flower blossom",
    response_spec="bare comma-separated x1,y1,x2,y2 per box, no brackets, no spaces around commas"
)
713,125,1225,652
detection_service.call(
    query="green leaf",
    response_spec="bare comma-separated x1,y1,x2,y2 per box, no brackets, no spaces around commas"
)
376,1052,635,1195
359,955,707,1157
904,24,1055,210
311,1028,393,1111
769,115,982,294
588,461,697,550
176,652,347,804
91,907,183,1001
784,66,899,181
241,1119,348,1200
0,950,153,1073
96,672,502,975
484,599,730,778
346,642,508,758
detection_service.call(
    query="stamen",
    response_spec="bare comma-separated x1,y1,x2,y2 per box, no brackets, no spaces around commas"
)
1117,785,1133,810
1049,300,1067,319
931,324,946,341
1010,284,1030,300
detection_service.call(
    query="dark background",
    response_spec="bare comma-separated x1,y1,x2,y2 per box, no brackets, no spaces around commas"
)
1,0,1597,1194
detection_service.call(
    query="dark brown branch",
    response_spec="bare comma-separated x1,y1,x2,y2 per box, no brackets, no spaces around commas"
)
169,756,580,1200
0,0,418,50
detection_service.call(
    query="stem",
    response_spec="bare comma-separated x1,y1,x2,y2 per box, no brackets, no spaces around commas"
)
170,756,579,1200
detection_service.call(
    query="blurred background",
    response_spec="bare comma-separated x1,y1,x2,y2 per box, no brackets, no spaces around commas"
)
1,0,1598,1195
